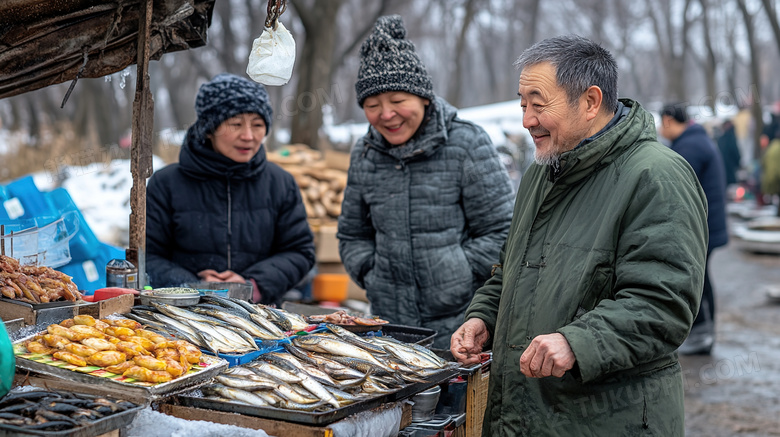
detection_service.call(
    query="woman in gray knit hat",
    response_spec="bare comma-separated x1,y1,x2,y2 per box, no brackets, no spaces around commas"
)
338,15,515,349
145,73,315,306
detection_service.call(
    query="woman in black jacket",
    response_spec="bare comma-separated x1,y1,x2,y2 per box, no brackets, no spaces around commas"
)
146,74,315,305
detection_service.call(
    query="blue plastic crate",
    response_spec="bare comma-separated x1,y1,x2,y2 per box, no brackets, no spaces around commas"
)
5,176,51,220
201,341,285,367
45,188,101,261
59,243,126,295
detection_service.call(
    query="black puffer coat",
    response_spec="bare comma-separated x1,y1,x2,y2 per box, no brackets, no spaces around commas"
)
338,97,514,348
146,126,315,305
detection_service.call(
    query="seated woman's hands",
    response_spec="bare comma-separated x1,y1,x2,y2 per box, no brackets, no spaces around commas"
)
198,269,245,283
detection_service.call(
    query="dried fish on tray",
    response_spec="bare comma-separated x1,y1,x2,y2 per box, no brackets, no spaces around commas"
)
175,365,457,426
173,325,459,425
0,389,144,437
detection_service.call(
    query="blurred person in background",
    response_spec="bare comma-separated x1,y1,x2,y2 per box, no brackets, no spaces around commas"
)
717,119,742,189
338,15,514,349
660,102,728,355
451,35,707,435
145,74,315,306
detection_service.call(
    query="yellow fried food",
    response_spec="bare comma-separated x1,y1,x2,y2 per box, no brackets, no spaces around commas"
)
175,340,202,364
115,341,149,358
73,315,96,326
64,343,98,357
94,319,110,331
104,326,135,338
52,351,87,367
59,318,76,328
102,318,143,330
24,340,55,355
162,357,186,377
119,335,155,352
47,324,84,342
81,337,117,351
104,360,136,375
69,325,105,339
155,347,180,360
135,329,168,345
86,350,126,367
122,366,173,383
133,355,167,371
42,334,71,349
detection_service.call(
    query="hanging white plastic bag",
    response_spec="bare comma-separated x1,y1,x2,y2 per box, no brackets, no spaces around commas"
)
246,21,296,86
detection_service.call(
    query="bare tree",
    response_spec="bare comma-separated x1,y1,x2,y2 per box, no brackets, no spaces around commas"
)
737,0,764,159
647,0,695,101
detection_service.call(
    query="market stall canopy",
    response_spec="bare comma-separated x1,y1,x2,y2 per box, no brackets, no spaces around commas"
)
0,0,215,99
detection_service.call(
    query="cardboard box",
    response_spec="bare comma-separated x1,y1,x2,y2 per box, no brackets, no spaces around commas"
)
315,223,341,263
465,362,490,437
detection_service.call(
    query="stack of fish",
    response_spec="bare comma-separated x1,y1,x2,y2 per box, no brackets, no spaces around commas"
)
0,390,140,432
125,295,310,355
197,323,456,412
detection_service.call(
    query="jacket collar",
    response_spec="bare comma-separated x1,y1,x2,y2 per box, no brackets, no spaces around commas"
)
547,99,655,185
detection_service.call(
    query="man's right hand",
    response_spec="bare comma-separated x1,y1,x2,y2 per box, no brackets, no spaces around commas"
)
450,318,489,365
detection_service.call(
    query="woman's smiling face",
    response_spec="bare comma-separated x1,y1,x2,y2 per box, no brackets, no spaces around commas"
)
208,113,267,163
362,91,429,146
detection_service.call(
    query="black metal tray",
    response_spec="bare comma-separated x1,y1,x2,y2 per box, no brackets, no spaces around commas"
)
0,391,145,437
0,297,76,310
173,367,458,426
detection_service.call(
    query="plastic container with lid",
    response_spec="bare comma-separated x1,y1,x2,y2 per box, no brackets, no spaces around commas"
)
0,211,78,268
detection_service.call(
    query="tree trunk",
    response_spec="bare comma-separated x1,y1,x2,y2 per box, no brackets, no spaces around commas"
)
761,0,780,57
289,0,343,149
737,0,764,160
446,0,478,108
700,0,718,113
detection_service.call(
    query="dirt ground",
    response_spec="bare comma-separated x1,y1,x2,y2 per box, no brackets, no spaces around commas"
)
681,217,780,436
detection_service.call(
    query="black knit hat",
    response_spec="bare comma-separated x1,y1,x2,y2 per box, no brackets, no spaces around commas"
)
355,15,435,107
195,73,273,136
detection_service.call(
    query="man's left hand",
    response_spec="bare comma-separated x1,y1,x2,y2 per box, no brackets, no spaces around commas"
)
519,333,575,378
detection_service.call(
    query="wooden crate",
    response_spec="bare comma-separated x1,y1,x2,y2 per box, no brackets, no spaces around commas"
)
160,401,412,437
465,362,490,437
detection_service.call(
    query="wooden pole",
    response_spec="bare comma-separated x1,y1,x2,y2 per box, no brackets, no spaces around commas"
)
128,0,154,288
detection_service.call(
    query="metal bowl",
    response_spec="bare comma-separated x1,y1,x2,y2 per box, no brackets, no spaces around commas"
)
139,291,200,307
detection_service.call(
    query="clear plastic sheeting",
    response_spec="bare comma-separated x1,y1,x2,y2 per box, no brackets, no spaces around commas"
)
126,408,271,437
327,401,405,437
0,211,78,268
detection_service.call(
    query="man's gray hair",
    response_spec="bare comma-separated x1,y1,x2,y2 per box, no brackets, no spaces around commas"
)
514,35,619,114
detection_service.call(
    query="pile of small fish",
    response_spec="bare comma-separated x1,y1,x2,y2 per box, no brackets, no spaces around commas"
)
0,255,81,303
0,390,138,432
23,314,202,383
125,295,310,355
197,324,455,412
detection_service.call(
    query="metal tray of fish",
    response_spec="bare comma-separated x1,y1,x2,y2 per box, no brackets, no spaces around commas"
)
13,334,228,404
0,390,145,437
173,367,458,426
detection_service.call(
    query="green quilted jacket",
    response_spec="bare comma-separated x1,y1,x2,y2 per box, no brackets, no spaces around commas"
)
465,99,708,436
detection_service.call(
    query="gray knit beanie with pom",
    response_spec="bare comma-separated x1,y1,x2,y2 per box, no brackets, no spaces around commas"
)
195,73,273,136
355,15,435,107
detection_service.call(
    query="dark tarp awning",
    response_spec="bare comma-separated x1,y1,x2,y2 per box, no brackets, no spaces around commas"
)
0,0,215,99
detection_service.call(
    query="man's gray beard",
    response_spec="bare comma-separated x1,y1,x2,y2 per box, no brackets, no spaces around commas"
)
534,152,560,167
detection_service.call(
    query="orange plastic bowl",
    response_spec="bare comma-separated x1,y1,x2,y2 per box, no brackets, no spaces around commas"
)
312,274,349,302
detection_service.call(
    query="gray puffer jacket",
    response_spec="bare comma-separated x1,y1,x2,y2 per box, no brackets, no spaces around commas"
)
338,97,514,348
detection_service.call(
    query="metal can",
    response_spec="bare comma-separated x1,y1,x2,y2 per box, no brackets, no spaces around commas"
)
105,259,138,289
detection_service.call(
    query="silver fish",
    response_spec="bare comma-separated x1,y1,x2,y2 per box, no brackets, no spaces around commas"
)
201,384,269,407
292,335,393,372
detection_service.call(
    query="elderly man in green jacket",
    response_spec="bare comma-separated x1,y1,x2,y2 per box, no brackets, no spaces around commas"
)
451,35,707,436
